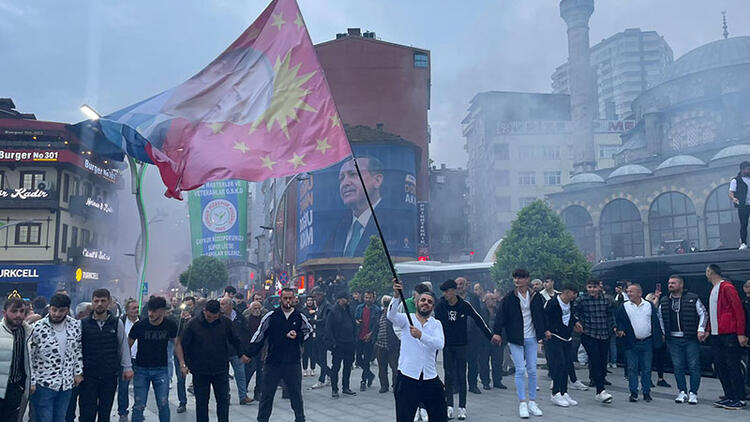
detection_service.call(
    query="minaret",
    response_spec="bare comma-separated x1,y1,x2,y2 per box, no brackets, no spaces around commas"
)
560,0,597,173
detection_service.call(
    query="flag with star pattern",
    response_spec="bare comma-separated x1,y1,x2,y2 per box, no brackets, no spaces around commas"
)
71,0,351,199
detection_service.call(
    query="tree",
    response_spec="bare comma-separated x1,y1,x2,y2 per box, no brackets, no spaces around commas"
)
179,255,229,293
491,200,590,293
349,236,393,297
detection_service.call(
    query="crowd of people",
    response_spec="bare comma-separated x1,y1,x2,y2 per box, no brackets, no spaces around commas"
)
0,263,749,421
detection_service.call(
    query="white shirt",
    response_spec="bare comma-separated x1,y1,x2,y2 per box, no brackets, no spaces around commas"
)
124,317,138,358
517,290,535,339
387,297,444,380
53,321,67,359
709,281,722,335
729,178,750,205
541,289,560,302
624,299,652,340
557,296,571,327
344,198,381,251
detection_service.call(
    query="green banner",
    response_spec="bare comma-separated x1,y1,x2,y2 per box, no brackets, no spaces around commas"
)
188,180,248,260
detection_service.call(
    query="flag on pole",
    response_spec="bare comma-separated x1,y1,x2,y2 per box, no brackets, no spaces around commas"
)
71,0,351,199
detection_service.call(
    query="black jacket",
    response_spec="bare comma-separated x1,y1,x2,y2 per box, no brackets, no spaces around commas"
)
181,313,246,375
248,307,312,365
615,301,664,350
435,296,492,347
226,311,249,357
543,297,578,341
327,303,357,346
658,292,702,340
494,290,546,345
744,298,750,337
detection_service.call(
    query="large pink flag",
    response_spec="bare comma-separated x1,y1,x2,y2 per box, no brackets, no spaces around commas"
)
99,0,351,199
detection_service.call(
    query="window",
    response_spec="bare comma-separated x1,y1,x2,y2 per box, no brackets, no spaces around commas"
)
0,171,4,189
518,172,536,185
518,146,535,159
20,171,45,190
494,143,509,160
648,192,699,255
71,227,79,249
562,206,595,259
496,196,511,212
436,175,446,184
73,178,80,196
62,174,70,202
519,197,536,208
61,224,68,253
15,223,42,245
544,171,561,185
600,199,644,259
541,146,561,160
705,184,738,249
84,182,93,198
414,52,429,68
598,145,619,159
496,170,509,186
82,229,90,248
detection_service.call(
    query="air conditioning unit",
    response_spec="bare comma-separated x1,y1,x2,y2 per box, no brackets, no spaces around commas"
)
37,182,47,191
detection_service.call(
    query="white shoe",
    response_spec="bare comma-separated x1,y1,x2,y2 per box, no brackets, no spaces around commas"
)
675,391,687,403
414,410,421,422
551,393,570,407
527,401,543,416
310,381,326,389
563,393,578,406
519,402,530,419
457,407,467,420
447,406,454,420
595,390,613,404
688,392,698,405
570,380,589,391
740,243,748,250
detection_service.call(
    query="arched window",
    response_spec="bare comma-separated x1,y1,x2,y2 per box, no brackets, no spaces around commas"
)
561,206,595,261
648,192,699,255
705,184,738,249
600,199,644,259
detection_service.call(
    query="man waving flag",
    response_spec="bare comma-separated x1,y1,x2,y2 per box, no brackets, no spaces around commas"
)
71,0,351,198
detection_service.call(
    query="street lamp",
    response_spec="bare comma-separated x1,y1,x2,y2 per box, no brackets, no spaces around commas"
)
79,104,101,121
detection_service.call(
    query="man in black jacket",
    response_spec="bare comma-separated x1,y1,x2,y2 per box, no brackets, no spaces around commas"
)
435,279,493,420
327,290,358,398
249,288,312,422
309,288,332,389
219,296,252,405
728,160,750,249
492,269,546,419
478,292,505,390
614,283,663,403
181,300,250,422
543,284,579,408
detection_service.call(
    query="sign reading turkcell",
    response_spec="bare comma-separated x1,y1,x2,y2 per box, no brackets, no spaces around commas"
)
188,180,248,260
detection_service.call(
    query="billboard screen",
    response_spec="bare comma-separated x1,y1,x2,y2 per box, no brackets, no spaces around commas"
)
188,180,248,260
297,143,418,263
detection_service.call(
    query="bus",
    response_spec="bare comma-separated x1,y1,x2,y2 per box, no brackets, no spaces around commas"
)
394,261,493,291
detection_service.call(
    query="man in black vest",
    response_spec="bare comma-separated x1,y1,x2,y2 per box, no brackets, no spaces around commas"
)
79,288,133,422
657,275,707,405
728,160,750,249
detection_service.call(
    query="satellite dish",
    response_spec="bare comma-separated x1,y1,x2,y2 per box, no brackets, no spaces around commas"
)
37,182,47,191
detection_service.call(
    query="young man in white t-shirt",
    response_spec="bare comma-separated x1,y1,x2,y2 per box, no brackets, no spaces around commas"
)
727,160,750,249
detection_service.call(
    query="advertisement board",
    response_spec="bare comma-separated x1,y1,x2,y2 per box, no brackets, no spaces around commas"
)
188,180,248,260
297,143,418,263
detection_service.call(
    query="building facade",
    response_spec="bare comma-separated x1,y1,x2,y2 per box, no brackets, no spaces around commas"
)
428,165,469,262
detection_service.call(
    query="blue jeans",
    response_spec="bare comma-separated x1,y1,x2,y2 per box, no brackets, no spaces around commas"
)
173,353,187,406
509,337,538,401
625,338,653,395
667,337,701,394
32,386,72,422
117,376,130,416
132,366,170,422
609,335,618,364
229,356,248,400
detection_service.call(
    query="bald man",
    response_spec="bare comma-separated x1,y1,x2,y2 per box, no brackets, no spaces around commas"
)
220,297,253,405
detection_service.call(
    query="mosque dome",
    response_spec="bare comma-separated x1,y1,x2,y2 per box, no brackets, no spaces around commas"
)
711,144,750,161
659,36,750,83
655,155,705,170
608,164,652,179
568,173,605,184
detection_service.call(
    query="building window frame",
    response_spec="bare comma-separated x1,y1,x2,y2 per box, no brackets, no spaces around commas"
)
15,223,42,245
61,224,68,253
63,173,70,202
543,171,561,185
0,170,5,189
20,171,45,190
414,52,429,68
518,171,536,185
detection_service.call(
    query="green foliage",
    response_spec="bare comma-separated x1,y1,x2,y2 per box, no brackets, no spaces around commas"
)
349,236,393,297
179,255,229,293
491,200,591,293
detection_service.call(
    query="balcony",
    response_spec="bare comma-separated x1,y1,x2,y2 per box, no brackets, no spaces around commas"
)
0,187,59,210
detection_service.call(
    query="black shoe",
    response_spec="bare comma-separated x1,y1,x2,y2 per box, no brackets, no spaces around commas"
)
332,390,339,398
643,394,652,402
722,400,743,410
360,381,367,392
657,379,671,388
483,384,492,390
629,394,638,402
714,398,732,407
188,385,194,395
603,379,612,386
379,386,389,393
342,388,357,396
177,404,187,414
495,382,508,390
469,385,482,394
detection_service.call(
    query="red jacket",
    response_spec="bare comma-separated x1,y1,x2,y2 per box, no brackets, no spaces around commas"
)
706,281,746,336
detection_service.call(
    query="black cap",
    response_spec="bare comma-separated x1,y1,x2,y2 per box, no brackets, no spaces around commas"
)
204,299,220,314
335,290,349,300
440,279,457,291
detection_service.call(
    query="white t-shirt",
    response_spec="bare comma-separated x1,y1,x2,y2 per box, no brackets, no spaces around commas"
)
557,296,571,326
729,178,750,205
125,318,138,358
518,291,535,339
709,281,722,335
53,321,67,359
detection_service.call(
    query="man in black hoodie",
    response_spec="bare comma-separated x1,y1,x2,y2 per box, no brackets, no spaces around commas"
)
435,279,493,421
543,284,579,408
728,160,750,249
327,290,358,398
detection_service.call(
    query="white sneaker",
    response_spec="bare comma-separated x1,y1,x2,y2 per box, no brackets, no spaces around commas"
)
563,393,578,406
570,380,589,391
675,391,687,403
527,401,543,416
740,243,748,250
309,381,326,389
688,392,698,405
519,402,530,419
447,406,454,420
551,393,570,407
414,409,422,422
595,390,613,404
457,408,467,420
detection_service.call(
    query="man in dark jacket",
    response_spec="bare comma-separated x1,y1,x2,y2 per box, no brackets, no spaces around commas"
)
309,288,332,389
478,292,505,390
374,295,399,393
744,280,750,390
219,296,252,405
543,284,579,408
248,288,312,422
79,288,133,422
491,269,546,419
327,290,358,398
435,279,493,420
728,160,750,249
615,283,663,403
181,300,250,422
355,290,381,391
243,300,265,402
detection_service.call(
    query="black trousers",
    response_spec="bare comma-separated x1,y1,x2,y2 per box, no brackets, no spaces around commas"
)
466,338,481,388
257,362,305,422
193,372,230,422
331,342,355,391
711,334,745,401
78,375,118,422
442,344,467,407
66,385,79,422
244,356,263,400
479,341,503,387
355,340,375,382
581,335,609,394
376,346,399,390
546,337,572,395
394,372,447,422
316,342,331,383
0,380,25,422
740,205,750,244
302,339,316,371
